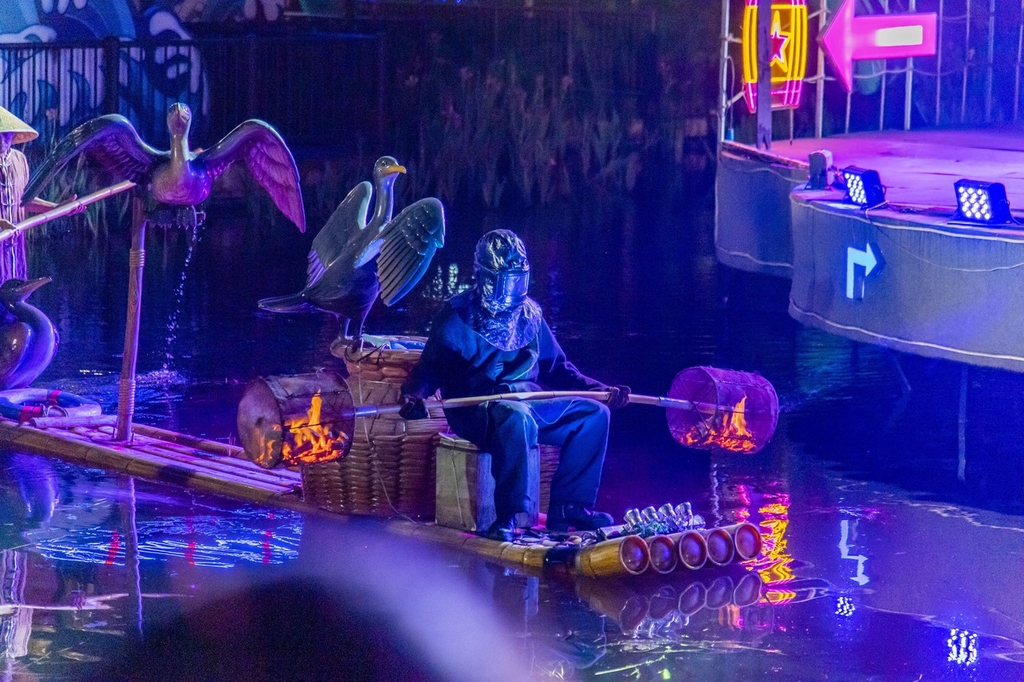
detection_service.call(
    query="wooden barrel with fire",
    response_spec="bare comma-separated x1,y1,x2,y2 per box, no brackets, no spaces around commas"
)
236,371,355,470
666,367,779,454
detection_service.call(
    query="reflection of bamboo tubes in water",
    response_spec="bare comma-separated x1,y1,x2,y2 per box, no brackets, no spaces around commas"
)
575,535,650,577
718,522,763,561
699,527,735,566
676,580,708,617
647,584,678,620
704,575,735,609
575,580,650,632
673,530,709,570
732,572,764,607
645,535,678,574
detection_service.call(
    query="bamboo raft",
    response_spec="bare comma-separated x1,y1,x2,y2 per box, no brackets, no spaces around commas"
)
0,416,761,580
0,337,766,580
0,417,634,576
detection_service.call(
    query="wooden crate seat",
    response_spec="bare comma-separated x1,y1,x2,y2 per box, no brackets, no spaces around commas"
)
434,433,559,532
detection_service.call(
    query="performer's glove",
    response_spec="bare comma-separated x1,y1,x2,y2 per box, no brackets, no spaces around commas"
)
606,385,631,410
398,394,428,420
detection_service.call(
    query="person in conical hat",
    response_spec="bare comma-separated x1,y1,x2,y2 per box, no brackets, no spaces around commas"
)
0,106,66,282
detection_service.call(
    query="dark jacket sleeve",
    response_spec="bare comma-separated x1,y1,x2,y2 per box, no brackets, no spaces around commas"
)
400,313,448,399
535,320,606,391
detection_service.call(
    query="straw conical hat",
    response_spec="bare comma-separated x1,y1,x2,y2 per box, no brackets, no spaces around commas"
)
0,107,38,145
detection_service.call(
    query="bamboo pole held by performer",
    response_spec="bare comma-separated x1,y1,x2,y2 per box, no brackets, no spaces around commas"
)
0,179,136,244
351,389,702,417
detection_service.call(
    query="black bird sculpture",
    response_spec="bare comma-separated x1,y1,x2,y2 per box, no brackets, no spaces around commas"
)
0,277,57,390
258,156,445,348
21,103,305,232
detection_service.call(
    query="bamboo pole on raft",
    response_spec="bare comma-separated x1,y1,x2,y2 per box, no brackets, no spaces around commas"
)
0,179,142,441
115,194,147,441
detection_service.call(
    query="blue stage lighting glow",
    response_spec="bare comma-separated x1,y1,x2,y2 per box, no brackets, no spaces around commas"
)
841,166,885,208
953,179,1011,225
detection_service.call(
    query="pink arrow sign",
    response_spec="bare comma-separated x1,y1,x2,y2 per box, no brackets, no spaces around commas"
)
821,0,937,91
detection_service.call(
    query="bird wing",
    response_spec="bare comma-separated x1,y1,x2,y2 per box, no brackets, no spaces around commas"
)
0,321,30,387
197,119,306,233
22,115,163,203
305,181,372,287
373,197,446,306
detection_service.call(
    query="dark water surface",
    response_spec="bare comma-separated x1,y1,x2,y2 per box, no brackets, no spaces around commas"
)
0,171,1022,681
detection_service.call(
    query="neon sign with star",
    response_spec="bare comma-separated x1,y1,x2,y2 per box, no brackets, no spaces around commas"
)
742,0,808,112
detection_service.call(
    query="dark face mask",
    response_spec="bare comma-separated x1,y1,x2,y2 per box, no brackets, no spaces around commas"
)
477,264,530,314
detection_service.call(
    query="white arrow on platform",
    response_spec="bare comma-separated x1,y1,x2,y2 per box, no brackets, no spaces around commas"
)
846,243,881,300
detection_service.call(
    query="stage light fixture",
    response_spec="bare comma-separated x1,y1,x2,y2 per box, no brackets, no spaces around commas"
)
841,166,886,208
953,179,1012,225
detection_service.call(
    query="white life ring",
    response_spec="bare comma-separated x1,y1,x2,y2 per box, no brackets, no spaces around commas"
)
0,389,102,422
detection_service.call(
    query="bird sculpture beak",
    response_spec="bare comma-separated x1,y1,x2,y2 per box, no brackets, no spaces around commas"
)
385,163,407,176
14,277,50,299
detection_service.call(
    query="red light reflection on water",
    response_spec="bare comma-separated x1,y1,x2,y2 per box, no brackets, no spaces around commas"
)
105,529,120,565
732,483,753,508
186,517,196,566
263,512,275,564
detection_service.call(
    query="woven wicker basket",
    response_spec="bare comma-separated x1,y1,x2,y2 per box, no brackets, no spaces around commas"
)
299,337,440,518
300,336,560,519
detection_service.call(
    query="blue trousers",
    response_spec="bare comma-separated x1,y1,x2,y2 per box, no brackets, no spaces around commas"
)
444,398,610,519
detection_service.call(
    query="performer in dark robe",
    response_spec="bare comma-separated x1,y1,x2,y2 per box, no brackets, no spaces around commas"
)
400,229,630,541
0,107,62,282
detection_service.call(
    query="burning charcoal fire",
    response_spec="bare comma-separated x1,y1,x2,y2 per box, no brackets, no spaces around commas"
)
237,372,356,469
666,367,779,454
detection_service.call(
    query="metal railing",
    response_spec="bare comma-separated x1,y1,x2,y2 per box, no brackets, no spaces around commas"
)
1,4,655,158
718,0,1024,146
0,34,385,156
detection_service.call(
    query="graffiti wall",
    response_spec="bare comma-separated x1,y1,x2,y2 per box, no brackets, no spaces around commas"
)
0,0,287,42
0,1,286,150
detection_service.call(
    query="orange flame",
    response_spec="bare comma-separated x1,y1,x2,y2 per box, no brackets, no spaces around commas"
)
683,395,758,452
279,390,350,465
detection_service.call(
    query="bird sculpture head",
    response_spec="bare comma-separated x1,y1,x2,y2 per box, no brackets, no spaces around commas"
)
373,156,406,189
0,277,50,312
167,103,193,138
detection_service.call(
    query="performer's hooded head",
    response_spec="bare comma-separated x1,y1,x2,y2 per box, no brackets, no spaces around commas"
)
473,229,531,314
458,229,541,351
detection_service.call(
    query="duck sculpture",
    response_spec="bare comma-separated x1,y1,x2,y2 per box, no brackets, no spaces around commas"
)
258,156,445,348
0,277,57,390
21,103,305,232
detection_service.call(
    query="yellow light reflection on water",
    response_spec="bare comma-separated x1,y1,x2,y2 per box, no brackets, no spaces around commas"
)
745,497,794,588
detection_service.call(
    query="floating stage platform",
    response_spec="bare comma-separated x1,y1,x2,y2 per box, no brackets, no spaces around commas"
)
716,129,1024,373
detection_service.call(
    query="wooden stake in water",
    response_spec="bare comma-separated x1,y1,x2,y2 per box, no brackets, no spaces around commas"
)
115,195,147,442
